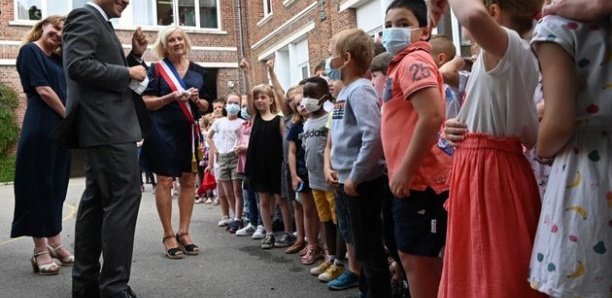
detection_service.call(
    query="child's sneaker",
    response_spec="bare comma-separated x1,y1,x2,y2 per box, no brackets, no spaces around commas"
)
327,269,359,290
228,220,243,234
212,198,219,205
261,234,275,249
195,198,204,204
204,198,213,204
318,260,343,282
252,225,265,239
274,232,296,248
236,223,256,236
310,258,333,276
217,216,232,227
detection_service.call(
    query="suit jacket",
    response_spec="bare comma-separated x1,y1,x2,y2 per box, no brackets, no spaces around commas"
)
54,4,149,148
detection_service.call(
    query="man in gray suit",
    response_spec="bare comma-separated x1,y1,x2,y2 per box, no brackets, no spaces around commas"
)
61,0,148,297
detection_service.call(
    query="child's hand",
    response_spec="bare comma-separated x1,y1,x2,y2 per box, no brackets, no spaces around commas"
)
291,176,303,191
266,59,275,72
443,118,468,146
389,172,412,198
426,0,447,28
234,145,246,155
204,165,212,173
543,0,608,21
324,167,338,185
344,179,358,196
240,58,250,71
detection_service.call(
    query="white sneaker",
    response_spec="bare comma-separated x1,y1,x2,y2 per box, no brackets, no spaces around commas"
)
217,216,232,227
236,223,256,236
195,198,204,204
252,225,265,239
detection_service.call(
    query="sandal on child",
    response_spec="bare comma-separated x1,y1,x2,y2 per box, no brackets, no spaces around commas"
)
163,236,184,259
47,244,75,266
176,233,200,255
31,250,61,275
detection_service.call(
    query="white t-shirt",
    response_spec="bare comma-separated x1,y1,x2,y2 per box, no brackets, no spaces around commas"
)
457,27,539,148
210,117,244,154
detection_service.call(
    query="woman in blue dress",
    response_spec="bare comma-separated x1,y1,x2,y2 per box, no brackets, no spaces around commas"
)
11,16,73,275
140,26,212,259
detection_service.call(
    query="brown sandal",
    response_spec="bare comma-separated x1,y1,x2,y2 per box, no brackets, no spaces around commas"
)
31,250,61,275
176,233,200,255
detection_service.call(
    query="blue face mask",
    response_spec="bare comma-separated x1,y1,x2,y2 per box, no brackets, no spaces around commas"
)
325,57,342,81
382,27,417,55
240,107,250,120
225,103,240,115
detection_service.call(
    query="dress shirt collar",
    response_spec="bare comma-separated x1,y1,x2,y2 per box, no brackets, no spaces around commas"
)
87,1,109,21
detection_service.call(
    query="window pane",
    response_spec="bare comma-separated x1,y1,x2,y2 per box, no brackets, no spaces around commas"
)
16,0,42,20
157,0,174,25
199,0,218,28
133,0,155,26
178,0,196,26
48,0,70,17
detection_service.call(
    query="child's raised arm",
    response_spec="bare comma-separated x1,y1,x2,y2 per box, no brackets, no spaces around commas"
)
266,59,291,116
240,58,256,116
534,42,576,159
543,0,612,21
445,0,509,58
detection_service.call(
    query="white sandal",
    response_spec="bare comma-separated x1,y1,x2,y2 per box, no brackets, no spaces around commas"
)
31,250,60,275
47,244,75,266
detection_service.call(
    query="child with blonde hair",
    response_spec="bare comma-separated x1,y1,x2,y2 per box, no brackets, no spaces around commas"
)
244,84,295,249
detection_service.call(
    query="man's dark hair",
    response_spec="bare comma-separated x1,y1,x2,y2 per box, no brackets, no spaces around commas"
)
386,0,428,28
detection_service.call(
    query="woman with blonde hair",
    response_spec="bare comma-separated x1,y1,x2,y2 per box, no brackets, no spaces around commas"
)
140,26,212,259
11,15,73,275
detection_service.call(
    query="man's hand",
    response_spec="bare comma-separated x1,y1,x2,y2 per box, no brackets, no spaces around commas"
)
344,179,358,197
443,118,468,146
128,65,147,81
131,27,148,57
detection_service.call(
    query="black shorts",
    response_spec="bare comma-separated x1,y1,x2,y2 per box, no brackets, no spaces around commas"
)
392,188,448,257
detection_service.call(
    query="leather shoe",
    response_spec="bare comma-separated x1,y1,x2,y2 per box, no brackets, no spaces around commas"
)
110,287,137,298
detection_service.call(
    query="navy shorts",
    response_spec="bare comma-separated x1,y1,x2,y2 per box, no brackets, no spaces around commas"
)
335,185,352,244
392,188,448,257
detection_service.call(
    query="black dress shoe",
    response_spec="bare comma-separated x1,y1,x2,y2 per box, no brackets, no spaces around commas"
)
110,287,137,298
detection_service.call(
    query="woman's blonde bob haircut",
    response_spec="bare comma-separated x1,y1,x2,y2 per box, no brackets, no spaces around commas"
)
151,26,192,59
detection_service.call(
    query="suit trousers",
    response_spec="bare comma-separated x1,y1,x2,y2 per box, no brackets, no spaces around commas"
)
72,143,141,298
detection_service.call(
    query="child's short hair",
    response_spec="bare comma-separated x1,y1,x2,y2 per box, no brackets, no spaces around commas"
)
483,0,544,36
373,42,387,57
370,52,394,74
213,98,226,105
301,76,330,95
430,34,457,63
386,0,428,28
333,28,374,76
251,84,278,114
199,115,210,128
313,60,326,74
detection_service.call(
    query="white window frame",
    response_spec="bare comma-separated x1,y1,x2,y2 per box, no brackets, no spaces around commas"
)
12,0,223,33
263,0,273,17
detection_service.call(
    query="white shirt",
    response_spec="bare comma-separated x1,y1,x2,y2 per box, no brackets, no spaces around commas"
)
457,27,539,148
210,117,244,154
87,2,109,21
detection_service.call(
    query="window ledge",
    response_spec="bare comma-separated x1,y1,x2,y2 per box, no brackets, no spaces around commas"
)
9,20,227,34
257,13,273,27
283,0,296,7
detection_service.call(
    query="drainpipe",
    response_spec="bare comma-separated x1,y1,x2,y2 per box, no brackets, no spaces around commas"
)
236,0,246,94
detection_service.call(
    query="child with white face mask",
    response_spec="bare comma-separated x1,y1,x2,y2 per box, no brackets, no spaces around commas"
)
206,93,245,233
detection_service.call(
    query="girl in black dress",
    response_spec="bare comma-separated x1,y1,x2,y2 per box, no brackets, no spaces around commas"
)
12,16,73,275
244,84,295,249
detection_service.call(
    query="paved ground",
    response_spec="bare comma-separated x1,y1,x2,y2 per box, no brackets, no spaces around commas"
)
0,178,358,298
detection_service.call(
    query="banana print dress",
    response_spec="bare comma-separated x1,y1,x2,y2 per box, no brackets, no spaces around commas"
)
528,16,612,298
